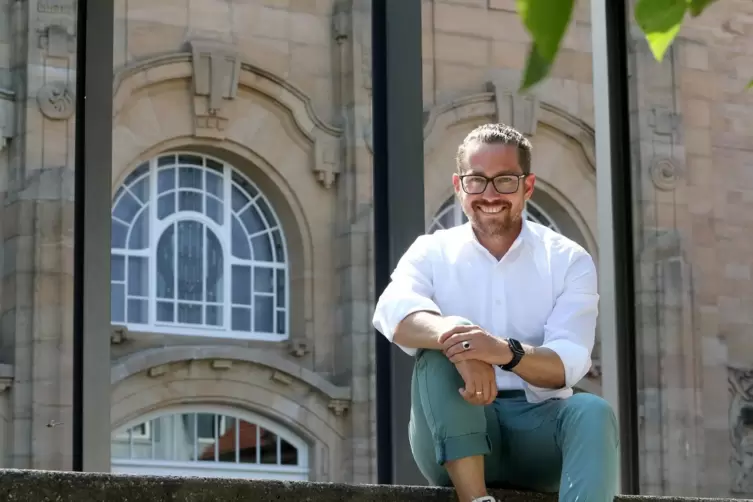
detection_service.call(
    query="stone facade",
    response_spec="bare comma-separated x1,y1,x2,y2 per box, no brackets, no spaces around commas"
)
0,0,751,497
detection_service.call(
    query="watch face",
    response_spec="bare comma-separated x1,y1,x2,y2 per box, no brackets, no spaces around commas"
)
509,338,524,355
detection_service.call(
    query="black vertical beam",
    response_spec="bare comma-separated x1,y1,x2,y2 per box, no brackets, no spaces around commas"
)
73,0,114,472
604,0,640,493
372,0,425,486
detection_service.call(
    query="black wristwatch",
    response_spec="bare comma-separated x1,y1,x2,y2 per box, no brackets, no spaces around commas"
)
499,338,525,372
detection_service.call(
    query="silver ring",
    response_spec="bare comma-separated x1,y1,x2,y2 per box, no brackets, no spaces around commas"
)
462,341,471,350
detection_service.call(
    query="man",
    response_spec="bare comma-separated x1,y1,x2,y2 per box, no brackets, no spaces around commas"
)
372,123,618,502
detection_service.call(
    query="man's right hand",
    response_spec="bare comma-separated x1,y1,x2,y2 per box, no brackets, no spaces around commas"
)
455,359,497,405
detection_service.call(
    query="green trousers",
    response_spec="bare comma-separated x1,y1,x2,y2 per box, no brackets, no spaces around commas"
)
409,349,619,502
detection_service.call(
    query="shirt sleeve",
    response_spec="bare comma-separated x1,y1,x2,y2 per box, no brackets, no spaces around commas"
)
372,234,442,356
535,250,599,390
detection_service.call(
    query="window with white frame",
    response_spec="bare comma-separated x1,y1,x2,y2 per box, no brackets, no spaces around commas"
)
111,407,309,481
110,153,289,341
428,196,561,234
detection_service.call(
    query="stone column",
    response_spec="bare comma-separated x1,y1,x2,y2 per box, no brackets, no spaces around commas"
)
2,0,77,470
626,21,704,496
332,0,378,484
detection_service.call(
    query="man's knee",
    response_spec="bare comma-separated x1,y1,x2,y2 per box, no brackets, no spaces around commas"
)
560,393,618,441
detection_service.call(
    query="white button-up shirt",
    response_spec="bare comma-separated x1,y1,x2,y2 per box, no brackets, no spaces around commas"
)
372,220,599,403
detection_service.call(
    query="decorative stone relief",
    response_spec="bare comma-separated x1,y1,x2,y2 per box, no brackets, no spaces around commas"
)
37,81,75,120
289,339,311,358
270,371,293,386
38,24,75,58
314,137,340,188
332,8,349,43
110,325,128,345
649,107,680,136
489,79,540,136
328,399,349,416
649,158,682,191
729,366,753,494
37,0,75,14
0,88,15,151
189,39,241,139
210,359,232,371
147,364,169,378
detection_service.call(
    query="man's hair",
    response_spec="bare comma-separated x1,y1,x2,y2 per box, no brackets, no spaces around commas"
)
455,123,532,174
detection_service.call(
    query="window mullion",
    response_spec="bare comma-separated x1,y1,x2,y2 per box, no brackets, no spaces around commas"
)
148,158,158,326
224,165,232,331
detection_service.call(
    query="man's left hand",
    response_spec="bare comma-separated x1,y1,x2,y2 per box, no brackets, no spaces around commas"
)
440,326,512,366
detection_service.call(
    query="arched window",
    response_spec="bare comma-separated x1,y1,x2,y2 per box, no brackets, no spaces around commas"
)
111,153,289,341
428,196,561,234
111,406,309,481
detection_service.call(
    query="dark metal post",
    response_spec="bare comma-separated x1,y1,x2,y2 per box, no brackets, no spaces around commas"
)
73,0,114,472
591,0,640,493
372,0,426,486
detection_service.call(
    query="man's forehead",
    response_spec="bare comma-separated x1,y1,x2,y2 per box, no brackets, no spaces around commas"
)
462,142,522,175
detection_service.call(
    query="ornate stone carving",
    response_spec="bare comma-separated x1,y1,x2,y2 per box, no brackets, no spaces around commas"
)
314,137,340,188
147,364,169,378
649,107,679,136
489,79,540,136
210,359,232,370
39,24,75,58
110,325,128,345
649,158,682,191
270,371,293,386
37,81,75,120
189,39,241,139
729,366,753,494
328,399,349,416
289,339,311,358
37,0,75,14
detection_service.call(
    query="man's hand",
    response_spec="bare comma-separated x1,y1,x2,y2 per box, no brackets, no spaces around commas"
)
440,325,512,366
455,360,497,405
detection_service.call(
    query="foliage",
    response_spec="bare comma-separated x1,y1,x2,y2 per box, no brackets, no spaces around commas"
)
516,0,733,91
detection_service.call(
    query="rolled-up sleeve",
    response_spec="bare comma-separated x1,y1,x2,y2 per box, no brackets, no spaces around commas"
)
372,234,441,356
536,251,599,390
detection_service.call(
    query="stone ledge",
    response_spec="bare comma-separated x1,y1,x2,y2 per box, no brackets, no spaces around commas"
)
0,469,746,501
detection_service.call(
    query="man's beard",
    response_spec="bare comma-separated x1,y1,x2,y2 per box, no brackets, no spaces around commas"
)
464,202,522,237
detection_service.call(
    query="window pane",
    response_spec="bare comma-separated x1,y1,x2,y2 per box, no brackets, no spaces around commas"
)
177,303,201,324
251,234,273,262
127,298,147,324
179,167,202,189
231,307,251,331
113,191,141,223
156,225,175,299
280,438,298,465
176,221,203,301
157,167,175,193
237,420,258,464
157,193,175,219
254,296,274,333
231,217,251,259
128,210,149,250
157,301,174,323
178,191,202,213
239,205,265,235
111,283,125,323
111,255,125,281
259,428,278,465
231,265,251,305
205,231,223,303
127,256,148,296
254,267,273,293
130,177,149,204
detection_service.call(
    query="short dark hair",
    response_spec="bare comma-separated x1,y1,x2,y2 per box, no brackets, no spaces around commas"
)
455,123,532,174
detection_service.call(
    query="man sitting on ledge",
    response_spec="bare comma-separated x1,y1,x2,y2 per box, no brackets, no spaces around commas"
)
372,123,618,502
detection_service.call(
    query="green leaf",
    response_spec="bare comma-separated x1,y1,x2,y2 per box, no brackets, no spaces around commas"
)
516,0,575,62
688,0,717,17
634,0,687,61
519,44,552,91
748,79,753,90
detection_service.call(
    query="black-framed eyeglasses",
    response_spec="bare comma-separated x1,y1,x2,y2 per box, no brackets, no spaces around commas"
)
459,174,527,195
